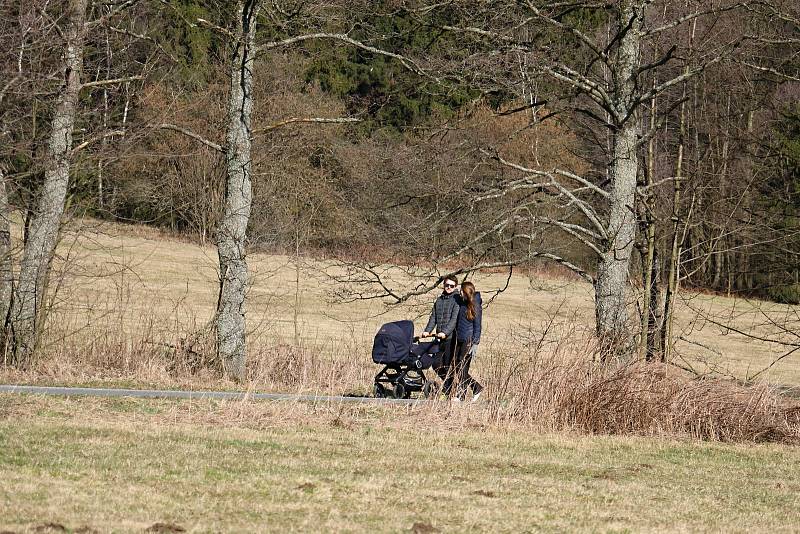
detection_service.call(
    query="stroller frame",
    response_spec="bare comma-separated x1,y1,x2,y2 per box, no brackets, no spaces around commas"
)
373,359,434,399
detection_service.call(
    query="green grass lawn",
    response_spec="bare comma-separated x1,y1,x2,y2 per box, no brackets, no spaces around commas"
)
1,395,799,533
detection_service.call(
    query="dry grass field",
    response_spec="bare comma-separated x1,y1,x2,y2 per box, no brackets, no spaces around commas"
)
3,217,796,390
2,395,799,533
2,219,800,533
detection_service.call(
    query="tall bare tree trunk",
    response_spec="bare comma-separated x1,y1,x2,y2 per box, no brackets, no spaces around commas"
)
594,1,642,356
0,166,13,363
9,0,88,367
661,15,698,362
648,248,662,358
595,124,639,352
640,82,657,361
661,90,686,362
216,0,259,381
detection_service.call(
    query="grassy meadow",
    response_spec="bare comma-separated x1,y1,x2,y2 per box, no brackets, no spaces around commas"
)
2,395,799,533
0,218,795,389
2,219,799,533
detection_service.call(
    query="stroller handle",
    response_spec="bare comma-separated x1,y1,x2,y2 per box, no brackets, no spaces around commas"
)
414,334,441,342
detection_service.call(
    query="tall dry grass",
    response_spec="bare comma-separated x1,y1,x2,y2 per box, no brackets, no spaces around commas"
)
2,297,378,394
3,306,798,445
489,354,800,442
482,320,800,443
2,225,797,445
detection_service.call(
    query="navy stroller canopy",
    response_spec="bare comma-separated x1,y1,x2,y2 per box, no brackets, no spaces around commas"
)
372,320,414,364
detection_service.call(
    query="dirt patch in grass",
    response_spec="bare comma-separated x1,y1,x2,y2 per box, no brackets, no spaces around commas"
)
144,523,186,533
410,522,441,533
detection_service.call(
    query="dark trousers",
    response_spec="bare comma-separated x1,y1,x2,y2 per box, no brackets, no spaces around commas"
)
435,338,482,398
433,337,454,394
452,338,482,398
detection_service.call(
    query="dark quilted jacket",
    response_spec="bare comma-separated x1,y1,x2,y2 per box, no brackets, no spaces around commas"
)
423,290,460,338
455,292,482,344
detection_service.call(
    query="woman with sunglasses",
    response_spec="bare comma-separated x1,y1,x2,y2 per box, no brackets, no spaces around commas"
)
452,281,483,402
420,275,460,395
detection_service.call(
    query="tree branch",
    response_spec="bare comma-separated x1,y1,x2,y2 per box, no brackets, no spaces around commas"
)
643,3,747,36
736,60,800,82
523,0,609,65
636,44,677,76
72,129,126,154
195,17,234,38
153,123,225,153
486,150,610,199
512,240,595,283
107,25,179,63
252,116,361,135
542,64,614,110
254,33,432,78
81,75,143,90
634,54,727,107
86,0,142,30
0,75,20,104
478,151,608,239
437,23,532,49
525,215,604,254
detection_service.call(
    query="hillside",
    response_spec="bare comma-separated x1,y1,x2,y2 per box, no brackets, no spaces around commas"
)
3,218,795,390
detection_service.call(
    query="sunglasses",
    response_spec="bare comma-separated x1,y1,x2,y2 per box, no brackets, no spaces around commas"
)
444,283,457,289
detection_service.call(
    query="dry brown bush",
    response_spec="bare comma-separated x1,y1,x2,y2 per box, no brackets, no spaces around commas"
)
485,333,800,444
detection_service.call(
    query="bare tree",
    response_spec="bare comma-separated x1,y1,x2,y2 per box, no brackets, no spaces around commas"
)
215,0,259,379
7,0,90,365
325,0,795,360
155,1,426,380
2,0,146,366
0,164,12,359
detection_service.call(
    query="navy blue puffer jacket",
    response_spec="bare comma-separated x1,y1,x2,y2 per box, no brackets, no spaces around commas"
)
455,292,482,344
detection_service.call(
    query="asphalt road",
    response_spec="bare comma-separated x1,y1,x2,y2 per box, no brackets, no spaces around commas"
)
0,385,426,405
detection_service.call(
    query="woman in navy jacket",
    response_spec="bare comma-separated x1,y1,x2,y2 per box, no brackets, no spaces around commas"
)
451,281,484,401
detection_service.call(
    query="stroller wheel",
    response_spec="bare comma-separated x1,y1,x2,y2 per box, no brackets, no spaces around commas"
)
393,382,407,399
422,381,436,399
374,383,386,398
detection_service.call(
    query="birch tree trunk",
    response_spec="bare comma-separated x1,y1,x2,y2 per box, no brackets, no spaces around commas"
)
594,1,642,355
216,0,259,381
8,0,88,367
0,166,12,362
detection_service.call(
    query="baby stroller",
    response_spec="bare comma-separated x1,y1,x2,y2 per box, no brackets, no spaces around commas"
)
371,320,442,399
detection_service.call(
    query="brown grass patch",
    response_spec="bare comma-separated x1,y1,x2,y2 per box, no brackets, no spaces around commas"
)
5,340,799,444
25,217,800,385
3,393,800,533
3,308,800,444
484,332,800,443
2,218,800,445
